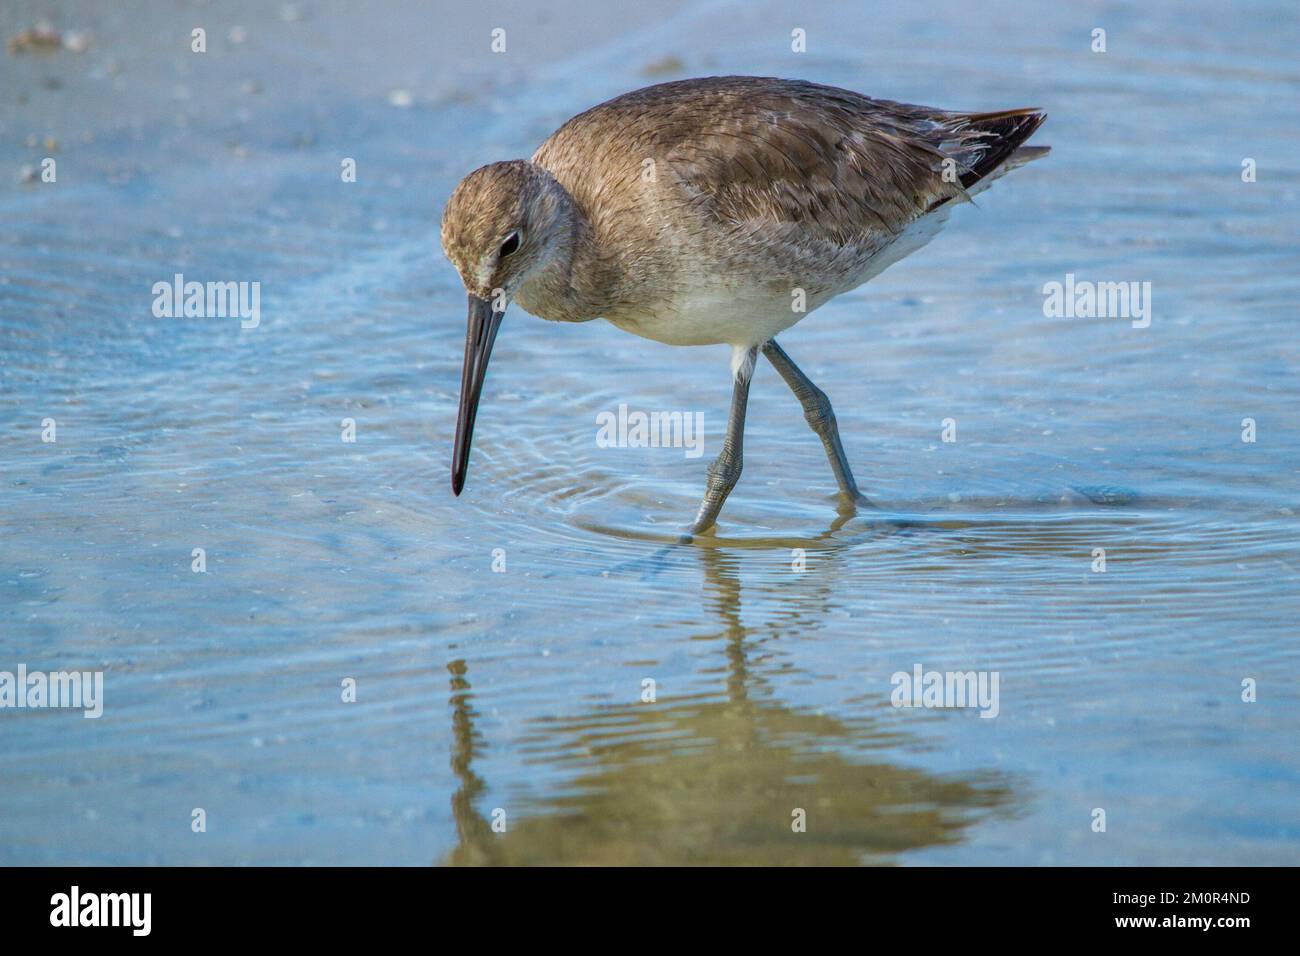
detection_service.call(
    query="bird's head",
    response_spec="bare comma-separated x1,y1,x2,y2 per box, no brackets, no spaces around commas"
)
440,160,571,496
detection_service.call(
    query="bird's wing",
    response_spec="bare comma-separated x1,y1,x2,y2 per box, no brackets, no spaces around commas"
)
571,77,1046,250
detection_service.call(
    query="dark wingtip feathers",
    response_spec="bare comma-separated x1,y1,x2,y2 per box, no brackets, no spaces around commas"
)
955,108,1048,189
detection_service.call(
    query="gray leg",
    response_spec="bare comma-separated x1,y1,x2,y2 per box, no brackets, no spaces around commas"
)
761,339,869,504
684,349,756,538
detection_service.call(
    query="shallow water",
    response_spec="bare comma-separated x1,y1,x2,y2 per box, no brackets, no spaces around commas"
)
2,0,1298,864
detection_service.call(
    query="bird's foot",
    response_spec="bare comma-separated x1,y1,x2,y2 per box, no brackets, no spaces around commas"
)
677,518,715,545
832,490,925,533
835,489,879,515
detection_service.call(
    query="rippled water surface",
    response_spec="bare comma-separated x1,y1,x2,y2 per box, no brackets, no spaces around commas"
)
2,0,1298,864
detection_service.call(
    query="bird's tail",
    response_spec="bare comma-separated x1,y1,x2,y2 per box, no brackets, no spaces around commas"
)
951,108,1049,188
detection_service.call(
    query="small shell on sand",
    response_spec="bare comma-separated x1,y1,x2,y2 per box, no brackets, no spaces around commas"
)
7,20,62,54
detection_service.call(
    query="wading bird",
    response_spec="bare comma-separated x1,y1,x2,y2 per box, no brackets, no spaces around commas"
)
441,76,1048,537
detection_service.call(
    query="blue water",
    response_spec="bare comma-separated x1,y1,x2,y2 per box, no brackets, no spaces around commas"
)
1,0,1298,864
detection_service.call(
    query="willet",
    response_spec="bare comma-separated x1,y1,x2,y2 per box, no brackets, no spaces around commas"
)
441,76,1048,537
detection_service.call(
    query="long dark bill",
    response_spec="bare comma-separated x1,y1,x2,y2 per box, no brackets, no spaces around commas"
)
451,294,505,496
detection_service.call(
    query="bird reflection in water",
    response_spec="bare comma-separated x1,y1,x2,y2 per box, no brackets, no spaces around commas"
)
444,545,1018,865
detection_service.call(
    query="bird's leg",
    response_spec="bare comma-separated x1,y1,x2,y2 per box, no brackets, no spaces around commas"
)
761,339,872,507
683,348,757,539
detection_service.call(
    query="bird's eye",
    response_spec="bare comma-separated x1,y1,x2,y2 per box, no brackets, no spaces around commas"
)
499,231,521,257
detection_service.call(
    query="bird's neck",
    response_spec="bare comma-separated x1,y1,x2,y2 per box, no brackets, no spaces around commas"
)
515,172,614,324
